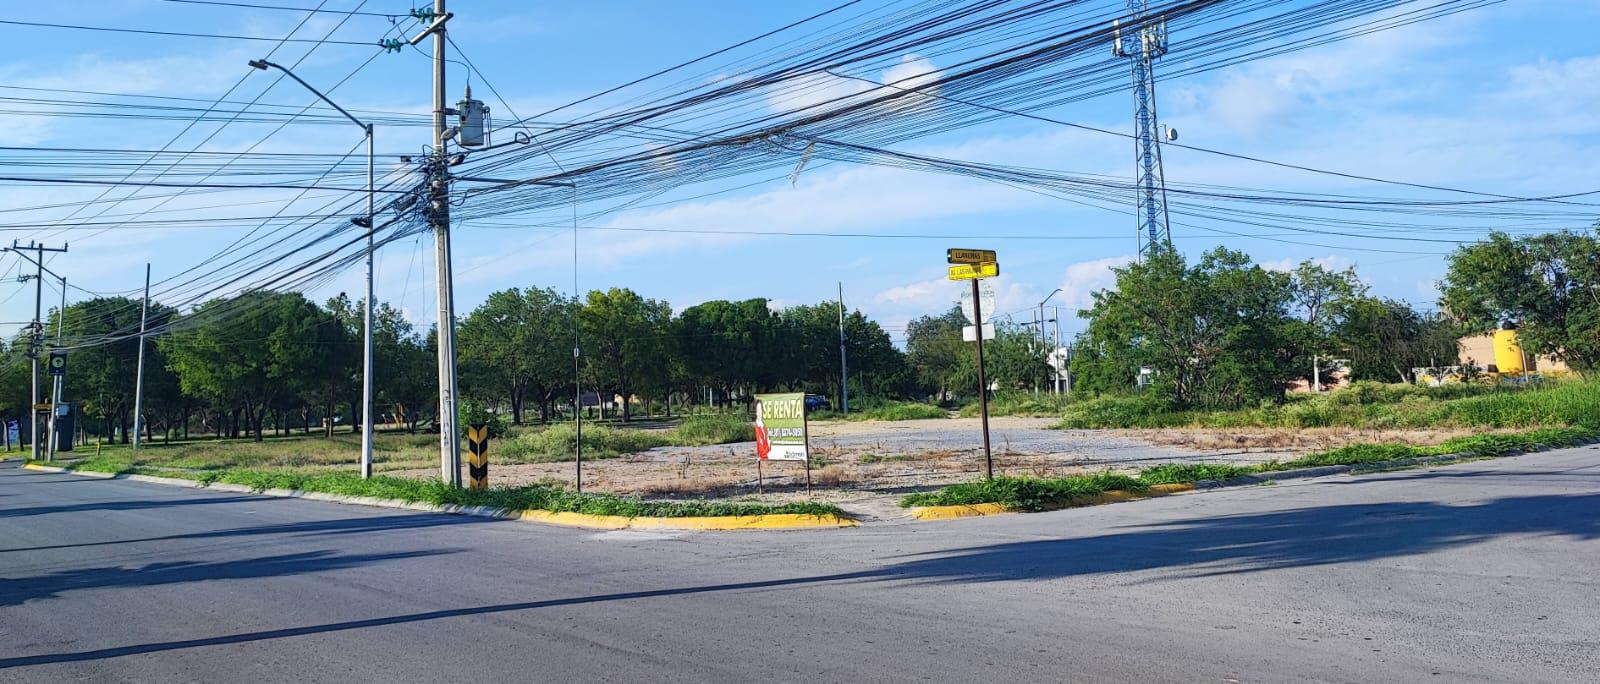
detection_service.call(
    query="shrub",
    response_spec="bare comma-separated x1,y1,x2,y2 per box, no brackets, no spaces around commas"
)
1057,395,1180,429
671,414,752,445
902,473,1147,510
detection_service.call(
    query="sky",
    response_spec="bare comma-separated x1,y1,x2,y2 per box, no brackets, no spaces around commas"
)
0,0,1596,347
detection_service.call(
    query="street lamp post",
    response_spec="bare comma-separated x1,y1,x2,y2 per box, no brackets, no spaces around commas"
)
249,59,377,478
1038,288,1061,390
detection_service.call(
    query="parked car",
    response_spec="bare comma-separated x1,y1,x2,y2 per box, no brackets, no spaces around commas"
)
804,394,832,412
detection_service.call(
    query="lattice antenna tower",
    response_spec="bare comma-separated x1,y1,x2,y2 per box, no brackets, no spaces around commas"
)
1113,1,1172,256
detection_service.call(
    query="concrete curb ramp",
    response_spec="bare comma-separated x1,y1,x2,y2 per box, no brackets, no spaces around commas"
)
18,464,859,531
909,483,1194,520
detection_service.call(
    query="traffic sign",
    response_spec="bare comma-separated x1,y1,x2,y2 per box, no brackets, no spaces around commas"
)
947,262,998,281
947,248,997,265
959,281,995,325
47,350,66,377
962,323,996,342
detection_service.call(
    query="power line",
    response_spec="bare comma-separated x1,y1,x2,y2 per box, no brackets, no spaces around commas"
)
0,18,377,45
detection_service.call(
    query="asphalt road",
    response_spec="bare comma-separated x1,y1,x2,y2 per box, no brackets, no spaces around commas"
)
3,446,1599,683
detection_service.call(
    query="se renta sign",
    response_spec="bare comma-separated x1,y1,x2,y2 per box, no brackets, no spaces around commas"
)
754,392,808,461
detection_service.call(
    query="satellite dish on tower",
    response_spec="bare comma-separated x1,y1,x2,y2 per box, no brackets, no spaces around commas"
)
1165,127,1178,141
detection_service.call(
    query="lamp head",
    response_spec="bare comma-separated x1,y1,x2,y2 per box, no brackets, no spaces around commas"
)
247,59,270,70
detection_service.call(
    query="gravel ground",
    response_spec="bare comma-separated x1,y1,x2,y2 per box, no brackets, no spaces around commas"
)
385,417,1492,520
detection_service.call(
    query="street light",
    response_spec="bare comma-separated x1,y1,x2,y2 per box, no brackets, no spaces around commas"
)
250,58,378,479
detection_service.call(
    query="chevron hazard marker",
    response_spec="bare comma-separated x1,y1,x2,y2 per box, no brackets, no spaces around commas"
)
466,423,490,491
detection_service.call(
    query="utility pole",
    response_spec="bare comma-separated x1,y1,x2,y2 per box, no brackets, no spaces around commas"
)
1053,306,1062,395
9,241,66,461
48,276,64,460
133,264,150,450
1114,0,1172,257
429,0,461,486
972,278,992,479
837,282,848,414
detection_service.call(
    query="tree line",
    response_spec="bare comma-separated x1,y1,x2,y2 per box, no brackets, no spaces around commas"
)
2,229,1591,441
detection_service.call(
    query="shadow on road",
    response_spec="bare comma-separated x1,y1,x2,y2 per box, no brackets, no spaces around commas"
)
5,489,1598,668
1,511,490,554
0,494,266,519
0,548,458,608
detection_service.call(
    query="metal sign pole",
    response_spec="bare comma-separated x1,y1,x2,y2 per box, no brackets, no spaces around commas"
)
972,278,993,479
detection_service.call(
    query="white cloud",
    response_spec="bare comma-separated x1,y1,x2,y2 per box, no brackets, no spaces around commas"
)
1261,255,1352,273
1057,255,1134,314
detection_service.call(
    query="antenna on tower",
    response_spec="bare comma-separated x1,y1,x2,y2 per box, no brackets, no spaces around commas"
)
1114,1,1172,257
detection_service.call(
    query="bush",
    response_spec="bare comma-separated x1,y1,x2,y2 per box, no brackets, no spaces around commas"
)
1057,395,1180,429
957,392,1074,418
1136,463,1255,484
816,401,947,422
671,414,752,445
497,424,670,463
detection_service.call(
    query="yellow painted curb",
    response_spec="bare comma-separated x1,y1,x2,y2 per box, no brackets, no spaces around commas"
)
518,509,859,531
908,483,1195,521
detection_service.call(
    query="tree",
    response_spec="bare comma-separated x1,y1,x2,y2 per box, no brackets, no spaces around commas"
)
675,298,778,405
161,291,335,441
1441,231,1600,374
905,307,967,399
375,304,434,432
579,288,672,421
55,296,179,443
459,287,575,424
1071,247,1310,408
1335,297,1460,383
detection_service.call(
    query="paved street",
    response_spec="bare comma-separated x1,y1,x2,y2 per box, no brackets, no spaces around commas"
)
3,447,1599,683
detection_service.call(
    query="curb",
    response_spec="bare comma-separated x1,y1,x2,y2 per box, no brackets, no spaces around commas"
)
19,464,859,531
903,435,1600,521
908,483,1193,520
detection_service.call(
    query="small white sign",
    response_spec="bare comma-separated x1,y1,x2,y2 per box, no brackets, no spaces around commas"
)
962,323,996,342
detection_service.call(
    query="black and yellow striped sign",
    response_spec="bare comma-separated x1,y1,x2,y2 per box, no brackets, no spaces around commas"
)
466,423,490,491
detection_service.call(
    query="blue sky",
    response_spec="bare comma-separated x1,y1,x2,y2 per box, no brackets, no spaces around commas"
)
0,0,1596,346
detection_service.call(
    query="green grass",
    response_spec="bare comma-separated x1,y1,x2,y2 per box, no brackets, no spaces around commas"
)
903,425,1600,508
814,401,948,422
33,460,843,518
669,413,753,445
1057,379,1600,430
958,392,1074,418
901,473,1147,511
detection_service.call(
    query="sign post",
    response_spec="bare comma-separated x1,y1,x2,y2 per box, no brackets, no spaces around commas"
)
948,248,998,479
754,392,810,490
466,423,490,491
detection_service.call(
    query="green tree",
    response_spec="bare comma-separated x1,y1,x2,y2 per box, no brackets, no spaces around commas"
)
161,291,335,441
905,306,967,399
459,287,576,424
675,298,778,405
579,288,672,421
1335,297,1460,382
54,296,179,443
1441,231,1600,374
1071,247,1310,408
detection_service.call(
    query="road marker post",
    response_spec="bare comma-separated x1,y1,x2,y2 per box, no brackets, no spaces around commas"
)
948,248,998,478
466,423,490,491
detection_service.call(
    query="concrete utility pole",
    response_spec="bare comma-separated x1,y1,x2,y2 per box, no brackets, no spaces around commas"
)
837,282,848,414
133,264,150,450
48,276,64,460
9,241,67,461
430,0,462,486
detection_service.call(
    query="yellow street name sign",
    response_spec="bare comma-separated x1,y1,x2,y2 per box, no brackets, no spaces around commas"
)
947,248,997,265
947,262,999,281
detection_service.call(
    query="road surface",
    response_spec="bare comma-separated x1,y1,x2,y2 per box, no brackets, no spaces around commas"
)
3,446,1599,682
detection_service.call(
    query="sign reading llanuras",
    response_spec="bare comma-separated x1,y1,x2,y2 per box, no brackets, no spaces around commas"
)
753,392,808,461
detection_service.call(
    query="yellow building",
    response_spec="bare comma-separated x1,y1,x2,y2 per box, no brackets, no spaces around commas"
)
1457,329,1568,374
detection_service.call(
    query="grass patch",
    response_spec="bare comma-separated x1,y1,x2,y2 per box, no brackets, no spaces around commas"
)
34,460,843,518
814,401,948,422
958,393,1075,418
903,425,1600,508
669,413,752,446
901,473,1147,511
497,424,670,463
1135,462,1257,484
1057,379,1600,431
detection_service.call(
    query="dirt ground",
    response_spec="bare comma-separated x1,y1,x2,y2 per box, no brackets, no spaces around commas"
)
388,417,1494,520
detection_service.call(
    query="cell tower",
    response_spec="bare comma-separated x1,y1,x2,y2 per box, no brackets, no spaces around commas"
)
1113,1,1172,256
